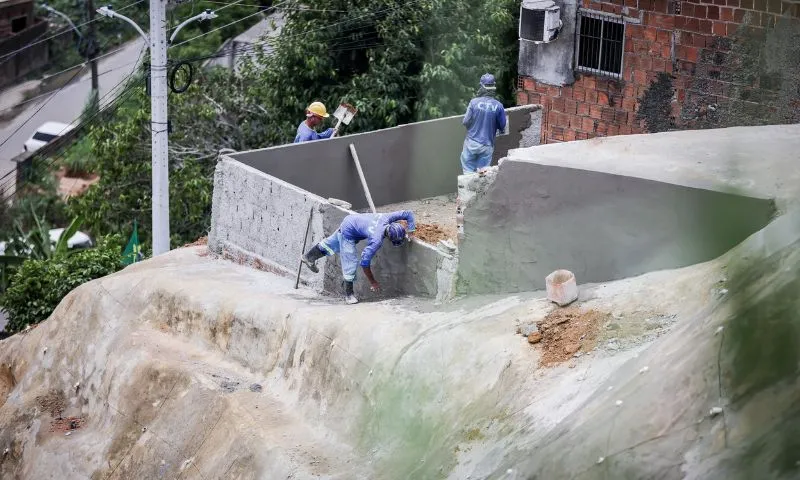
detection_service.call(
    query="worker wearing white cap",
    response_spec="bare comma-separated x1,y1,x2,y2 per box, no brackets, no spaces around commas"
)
294,101,337,143
460,73,507,174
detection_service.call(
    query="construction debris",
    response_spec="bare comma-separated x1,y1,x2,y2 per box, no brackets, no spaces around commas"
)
183,236,208,248
528,332,542,344
535,307,608,366
415,223,452,245
51,416,85,433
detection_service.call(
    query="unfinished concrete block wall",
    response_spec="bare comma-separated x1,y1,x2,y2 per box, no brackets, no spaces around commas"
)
456,156,776,294
230,105,543,210
209,158,328,289
209,157,452,299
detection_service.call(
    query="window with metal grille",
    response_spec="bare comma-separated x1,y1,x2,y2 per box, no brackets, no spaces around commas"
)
575,11,625,79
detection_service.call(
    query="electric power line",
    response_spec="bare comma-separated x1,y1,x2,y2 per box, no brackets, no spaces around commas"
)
0,41,145,154
0,0,145,63
0,46,147,195
173,0,429,62
0,58,141,116
0,76,146,199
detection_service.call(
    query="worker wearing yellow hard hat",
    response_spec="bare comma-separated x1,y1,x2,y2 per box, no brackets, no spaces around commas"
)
294,101,337,143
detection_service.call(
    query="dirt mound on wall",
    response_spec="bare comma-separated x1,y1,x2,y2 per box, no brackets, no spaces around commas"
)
537,307,608,365
414,223,453,244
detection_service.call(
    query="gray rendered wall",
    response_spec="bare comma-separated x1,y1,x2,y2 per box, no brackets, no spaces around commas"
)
456,159,776,294
209,157,449,299
321,207,451,300
518,0,577,86
230,106,542,211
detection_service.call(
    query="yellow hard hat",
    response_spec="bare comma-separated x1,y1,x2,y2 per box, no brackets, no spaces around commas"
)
306,101,330,118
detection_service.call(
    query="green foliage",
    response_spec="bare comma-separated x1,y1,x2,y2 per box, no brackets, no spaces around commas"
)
61,136,96,177
0,161,68,243
0,235,122,333
237,0,518,144
67,85,214,248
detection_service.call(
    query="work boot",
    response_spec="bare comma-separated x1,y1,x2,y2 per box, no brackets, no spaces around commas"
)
301,245,325,273
344,281,359,305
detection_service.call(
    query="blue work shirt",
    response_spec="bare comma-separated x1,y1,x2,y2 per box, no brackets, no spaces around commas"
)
339,211,416,267
462,96,507,148
294,121,335,143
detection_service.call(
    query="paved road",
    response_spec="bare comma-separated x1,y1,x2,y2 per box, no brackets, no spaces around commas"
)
0,39,146,194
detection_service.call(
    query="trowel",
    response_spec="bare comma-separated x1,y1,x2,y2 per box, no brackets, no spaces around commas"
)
331,103,357,137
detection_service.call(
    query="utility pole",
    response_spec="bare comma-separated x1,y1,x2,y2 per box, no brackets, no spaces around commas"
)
97,5,216,256
149,0,170,255
86,0,99,93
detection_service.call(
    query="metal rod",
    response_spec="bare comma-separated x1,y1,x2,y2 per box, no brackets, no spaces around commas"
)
349,143,377,214
295,206,314,290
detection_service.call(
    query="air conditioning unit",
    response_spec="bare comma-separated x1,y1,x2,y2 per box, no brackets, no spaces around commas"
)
519,0,563,44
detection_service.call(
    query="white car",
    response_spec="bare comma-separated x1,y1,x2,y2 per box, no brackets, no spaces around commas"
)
23,121,75,153
0,228,93,256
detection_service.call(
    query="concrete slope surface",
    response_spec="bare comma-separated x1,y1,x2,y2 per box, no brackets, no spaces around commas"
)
1,212,799,479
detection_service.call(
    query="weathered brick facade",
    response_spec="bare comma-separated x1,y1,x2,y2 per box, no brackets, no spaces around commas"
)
518,0,800,143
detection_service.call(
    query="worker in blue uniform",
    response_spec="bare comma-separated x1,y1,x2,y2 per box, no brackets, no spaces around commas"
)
294,101,337,143
300,210,416,304
460,73,507,174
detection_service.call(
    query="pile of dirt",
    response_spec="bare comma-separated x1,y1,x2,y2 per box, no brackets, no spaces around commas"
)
373,194,458,244
414,223,452,244
536,307,608,366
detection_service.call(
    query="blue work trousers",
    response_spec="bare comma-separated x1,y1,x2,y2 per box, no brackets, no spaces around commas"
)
460,138,494,175
319,230,358,282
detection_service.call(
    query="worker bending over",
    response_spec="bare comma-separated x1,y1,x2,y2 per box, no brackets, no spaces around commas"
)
294,101,337,143
301,210,416,304
460,73,507,174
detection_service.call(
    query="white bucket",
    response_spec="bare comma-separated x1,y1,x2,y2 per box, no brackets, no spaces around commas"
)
546,269,578,307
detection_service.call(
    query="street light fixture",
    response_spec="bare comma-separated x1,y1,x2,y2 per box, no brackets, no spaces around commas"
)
96,5,148,44
42,4,82,39
170,9,218,44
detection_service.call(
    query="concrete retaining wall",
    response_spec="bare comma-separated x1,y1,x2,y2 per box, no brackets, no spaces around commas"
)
209,157,452,299
230,105,543,211
456,159,776,294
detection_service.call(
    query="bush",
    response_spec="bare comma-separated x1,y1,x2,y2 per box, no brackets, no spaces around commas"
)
0,236,123,333
61,136,96,178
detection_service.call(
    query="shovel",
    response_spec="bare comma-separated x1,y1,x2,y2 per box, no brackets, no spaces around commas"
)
332,103,357,137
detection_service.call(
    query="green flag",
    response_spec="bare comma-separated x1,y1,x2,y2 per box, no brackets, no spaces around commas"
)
122,220,143,266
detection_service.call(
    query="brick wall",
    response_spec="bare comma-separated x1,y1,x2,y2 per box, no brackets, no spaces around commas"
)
518,0,800,143
0,1,34,38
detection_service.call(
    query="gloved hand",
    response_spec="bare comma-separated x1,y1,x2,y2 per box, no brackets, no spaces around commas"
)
370,282,381,293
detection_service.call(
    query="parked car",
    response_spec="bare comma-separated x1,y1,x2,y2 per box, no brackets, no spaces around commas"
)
23,121,75,153
0,228,93,256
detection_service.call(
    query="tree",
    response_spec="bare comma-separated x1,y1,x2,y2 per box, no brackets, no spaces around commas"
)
239,0,518,142
0,235,123,333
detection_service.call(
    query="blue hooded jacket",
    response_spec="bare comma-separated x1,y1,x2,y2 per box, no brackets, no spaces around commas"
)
339,211,416,267
462,95,507,147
